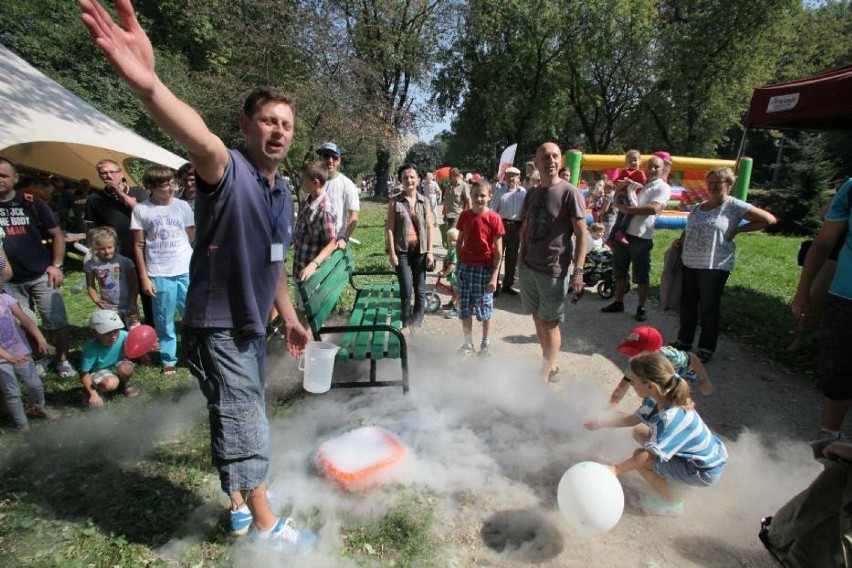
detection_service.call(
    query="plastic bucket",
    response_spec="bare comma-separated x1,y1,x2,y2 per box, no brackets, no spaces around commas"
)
299,341,340,393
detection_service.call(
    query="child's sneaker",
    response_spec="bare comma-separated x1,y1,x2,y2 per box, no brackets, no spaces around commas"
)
479,341,491,357
444,309,458,319
251,516,316,554
636,491,683,517
457,343,475,358
56,360,78,379
230,505,253,536
34,356,53,378
442,301,456,311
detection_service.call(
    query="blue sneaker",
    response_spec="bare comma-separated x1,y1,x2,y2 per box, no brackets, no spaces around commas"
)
252,516,317,554
636,491,683,517
230,505,253,536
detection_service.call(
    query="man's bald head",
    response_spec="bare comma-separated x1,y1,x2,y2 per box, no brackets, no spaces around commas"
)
534,142,563,186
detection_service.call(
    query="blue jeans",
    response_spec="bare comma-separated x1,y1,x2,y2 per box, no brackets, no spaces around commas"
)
0,360,44,429
654,457,725,487
395,248,427,327
183,328,270,494
151,274,188,367
677,267,730,352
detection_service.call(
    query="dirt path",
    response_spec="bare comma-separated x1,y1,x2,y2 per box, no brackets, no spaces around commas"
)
255,226,827,568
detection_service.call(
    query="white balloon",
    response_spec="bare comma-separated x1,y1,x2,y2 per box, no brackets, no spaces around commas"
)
557,461,625,534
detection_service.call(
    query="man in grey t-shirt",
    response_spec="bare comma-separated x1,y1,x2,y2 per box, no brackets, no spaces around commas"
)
518,143,588,383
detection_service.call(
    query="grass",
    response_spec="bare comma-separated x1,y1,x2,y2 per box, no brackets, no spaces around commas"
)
0,198,809,566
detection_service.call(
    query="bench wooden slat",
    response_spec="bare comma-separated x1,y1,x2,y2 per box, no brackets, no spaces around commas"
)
352,287,380,360
370,286,391,359
339,289,371,358
304,265,351,334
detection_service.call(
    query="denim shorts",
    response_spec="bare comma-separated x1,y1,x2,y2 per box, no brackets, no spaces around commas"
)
612,235,654,284
653,456,725,487
183,327,270,494
7,273,69,329
518,263,568,322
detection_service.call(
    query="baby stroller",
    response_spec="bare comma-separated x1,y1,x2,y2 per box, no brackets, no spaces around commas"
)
583,247,615,299
425,274,455,313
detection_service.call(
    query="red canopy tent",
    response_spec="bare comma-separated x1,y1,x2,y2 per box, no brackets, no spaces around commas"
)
743,64,852,132
737,64,852,159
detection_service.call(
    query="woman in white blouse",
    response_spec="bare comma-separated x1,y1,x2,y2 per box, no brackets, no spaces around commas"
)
670,167,777,362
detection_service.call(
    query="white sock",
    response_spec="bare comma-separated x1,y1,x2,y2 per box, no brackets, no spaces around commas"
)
256,517,279,538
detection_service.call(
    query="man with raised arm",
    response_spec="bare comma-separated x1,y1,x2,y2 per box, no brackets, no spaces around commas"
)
79,0,315,553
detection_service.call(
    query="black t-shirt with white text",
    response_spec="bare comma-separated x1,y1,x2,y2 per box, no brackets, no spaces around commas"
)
0,192,59,282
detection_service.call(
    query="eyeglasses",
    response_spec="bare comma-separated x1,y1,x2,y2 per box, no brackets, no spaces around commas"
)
98,170,122,177
319,153,340,161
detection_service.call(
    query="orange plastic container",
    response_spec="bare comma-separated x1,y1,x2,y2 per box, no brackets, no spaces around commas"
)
316,426,406,491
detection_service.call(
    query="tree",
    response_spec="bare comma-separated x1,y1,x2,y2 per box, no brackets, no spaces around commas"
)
333,0,452,197
641,0,798,154
403,141,441,173
767,133,835,236
434,0,593,173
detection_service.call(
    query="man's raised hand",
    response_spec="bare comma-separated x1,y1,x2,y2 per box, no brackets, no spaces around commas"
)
78,0,158,96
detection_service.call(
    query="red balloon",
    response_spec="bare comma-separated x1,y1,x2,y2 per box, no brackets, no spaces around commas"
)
434,166,451,181
124,325,158,359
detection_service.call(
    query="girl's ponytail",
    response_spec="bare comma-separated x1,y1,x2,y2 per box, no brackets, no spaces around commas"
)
664,375,693,410
629,352,694,410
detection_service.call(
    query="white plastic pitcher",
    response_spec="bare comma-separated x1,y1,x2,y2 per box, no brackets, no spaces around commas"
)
299,341,340,393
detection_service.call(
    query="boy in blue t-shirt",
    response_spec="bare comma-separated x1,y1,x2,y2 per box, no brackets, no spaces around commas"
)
609,326,713,407
79,310,140,408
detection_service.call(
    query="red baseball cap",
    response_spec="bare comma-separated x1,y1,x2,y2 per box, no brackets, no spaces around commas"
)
617,326,663,357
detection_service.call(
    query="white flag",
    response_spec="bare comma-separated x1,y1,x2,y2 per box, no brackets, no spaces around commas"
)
496,143,518,180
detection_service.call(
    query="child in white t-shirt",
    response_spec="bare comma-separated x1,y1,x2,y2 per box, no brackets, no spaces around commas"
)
130,166,195,376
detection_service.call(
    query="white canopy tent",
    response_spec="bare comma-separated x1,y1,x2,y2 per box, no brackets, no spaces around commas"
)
0,44,186,187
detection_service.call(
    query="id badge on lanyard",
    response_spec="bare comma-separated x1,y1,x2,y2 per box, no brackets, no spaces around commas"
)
266,179,287,262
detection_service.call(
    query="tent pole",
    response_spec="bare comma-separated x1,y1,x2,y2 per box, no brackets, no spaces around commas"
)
735,127,748,162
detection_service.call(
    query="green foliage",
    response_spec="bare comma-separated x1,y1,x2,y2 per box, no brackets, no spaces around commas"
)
645,0,798,154
766,133,836,235
403,141,442,173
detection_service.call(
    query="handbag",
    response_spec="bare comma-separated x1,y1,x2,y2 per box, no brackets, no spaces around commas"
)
660,244,684,311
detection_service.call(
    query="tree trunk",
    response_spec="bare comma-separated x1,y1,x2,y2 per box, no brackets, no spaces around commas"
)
375,146,391,198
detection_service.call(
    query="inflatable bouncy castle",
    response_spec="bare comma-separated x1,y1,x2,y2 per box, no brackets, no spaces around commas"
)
567,152,752,230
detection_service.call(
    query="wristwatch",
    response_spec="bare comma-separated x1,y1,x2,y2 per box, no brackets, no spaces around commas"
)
52,263,64,270
572,268,584,276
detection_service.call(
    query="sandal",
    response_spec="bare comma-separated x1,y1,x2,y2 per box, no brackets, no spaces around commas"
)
162,366,177,376
547,367,561,383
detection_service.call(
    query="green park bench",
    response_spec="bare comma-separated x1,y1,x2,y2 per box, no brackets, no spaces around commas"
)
296,248,409,393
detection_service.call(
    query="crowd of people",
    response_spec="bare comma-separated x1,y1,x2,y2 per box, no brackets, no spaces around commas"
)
0,0,845,560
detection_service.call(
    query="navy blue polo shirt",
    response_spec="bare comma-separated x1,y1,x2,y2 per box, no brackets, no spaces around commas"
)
183,149,294,335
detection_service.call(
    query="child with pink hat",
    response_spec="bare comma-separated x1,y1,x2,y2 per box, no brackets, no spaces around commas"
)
608,325,713,407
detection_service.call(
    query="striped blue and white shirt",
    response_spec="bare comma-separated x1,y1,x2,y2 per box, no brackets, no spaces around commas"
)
492,185,527,221
636,398,728,469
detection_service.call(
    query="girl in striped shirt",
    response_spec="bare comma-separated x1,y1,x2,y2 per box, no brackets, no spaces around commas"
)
585,351,727,516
